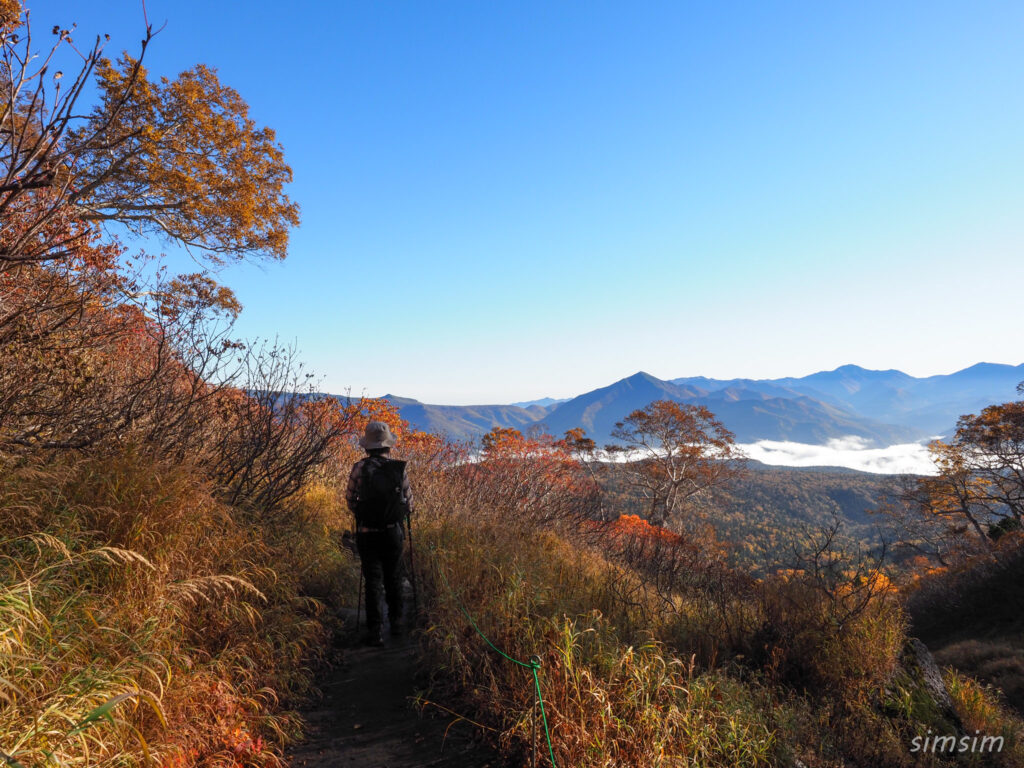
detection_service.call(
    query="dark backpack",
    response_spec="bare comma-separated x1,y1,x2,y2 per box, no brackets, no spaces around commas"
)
354,457,408,527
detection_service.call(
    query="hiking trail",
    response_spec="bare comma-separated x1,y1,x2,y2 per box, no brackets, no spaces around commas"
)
286,616,510,768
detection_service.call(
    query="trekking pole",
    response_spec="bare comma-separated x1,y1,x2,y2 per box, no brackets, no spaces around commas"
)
356,570,363,633
405,513,419,615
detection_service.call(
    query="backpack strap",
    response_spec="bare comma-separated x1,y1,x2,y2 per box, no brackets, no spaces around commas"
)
383,459,409,519
386,459,407,483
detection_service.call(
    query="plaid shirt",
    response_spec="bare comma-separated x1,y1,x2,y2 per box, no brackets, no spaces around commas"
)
346,455,415,516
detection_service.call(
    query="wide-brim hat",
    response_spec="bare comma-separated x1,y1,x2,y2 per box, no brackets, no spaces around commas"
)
359,420,397,449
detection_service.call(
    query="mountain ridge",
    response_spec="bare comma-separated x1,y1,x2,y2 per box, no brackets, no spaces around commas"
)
360,362,1023,446
671,361,1024,434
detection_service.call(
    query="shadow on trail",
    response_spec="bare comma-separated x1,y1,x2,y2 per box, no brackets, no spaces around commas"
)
287,615,510,768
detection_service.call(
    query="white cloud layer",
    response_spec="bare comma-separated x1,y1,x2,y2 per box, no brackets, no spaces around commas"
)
737,436,937,475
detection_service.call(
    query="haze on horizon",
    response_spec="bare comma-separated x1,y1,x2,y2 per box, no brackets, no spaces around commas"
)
40,1,1024,405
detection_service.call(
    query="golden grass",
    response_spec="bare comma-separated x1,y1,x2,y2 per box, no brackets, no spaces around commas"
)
944,669,1024,768
936,640,1024,714
6,435,1024,768
415,511,778,767
408,459,1024,768
0,451,357,767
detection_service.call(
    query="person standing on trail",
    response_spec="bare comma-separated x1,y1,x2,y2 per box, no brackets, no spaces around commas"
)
346,421,414,646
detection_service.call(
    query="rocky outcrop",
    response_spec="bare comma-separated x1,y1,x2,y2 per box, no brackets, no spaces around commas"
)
883,637,963,734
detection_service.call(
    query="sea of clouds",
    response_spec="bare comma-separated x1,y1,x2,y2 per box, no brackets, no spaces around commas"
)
737,436,938,475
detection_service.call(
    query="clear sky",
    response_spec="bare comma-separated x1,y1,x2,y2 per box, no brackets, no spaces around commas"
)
35,1,1024,404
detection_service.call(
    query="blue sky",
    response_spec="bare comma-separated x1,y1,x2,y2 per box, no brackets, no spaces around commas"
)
37,1,1024,404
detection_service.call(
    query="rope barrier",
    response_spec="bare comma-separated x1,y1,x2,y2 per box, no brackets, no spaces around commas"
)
433,554,558,768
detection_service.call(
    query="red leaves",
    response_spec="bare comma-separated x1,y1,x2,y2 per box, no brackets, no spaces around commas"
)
603,513,685,546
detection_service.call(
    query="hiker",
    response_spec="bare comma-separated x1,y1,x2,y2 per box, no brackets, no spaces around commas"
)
346,420,414,646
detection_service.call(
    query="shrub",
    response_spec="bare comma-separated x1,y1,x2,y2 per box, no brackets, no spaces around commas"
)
0,449,355,767
906,533,1024,640
414,507,779,767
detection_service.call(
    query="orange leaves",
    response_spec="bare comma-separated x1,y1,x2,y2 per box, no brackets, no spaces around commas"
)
900,555,947,583
609,400,741,527
327,397,453,470
604,514,685,546
361,398,409,435
479,427,590,488
957,400,1024,449
336,397,408,449
613,400,737,455
80,55,300,263
161,274,243,321
3,12,298,267
0,0,20,31
894,394,1024,569
157,680,279,768
836,570,896,597
481,426,593,464
401,428,457,466
774,567,806,582
480,426,530,458
467,427,601,524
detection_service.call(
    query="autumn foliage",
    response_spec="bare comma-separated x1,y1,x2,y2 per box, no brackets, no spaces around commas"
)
450,425,603,525
880,396,1024,572
4,4,1024,766
608,399,741,528
0,5,362,765
1,2,297,267
603,512,686,544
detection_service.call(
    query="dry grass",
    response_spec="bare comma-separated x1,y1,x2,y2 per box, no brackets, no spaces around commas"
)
937,640,1024,715
0,451,357,767
407,453,1024,768
414,507,779,767
944,669,1024,768
5,421,1023,768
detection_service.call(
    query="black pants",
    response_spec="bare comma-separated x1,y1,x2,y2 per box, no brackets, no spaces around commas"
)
357,526,405,631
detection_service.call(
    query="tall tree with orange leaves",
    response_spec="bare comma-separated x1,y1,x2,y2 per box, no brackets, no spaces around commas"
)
0,1,305,458
886,391,1024,566
1,2,298,268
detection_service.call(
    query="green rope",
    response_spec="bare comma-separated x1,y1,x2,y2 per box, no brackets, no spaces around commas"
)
529,656,557,768
434,554,558,768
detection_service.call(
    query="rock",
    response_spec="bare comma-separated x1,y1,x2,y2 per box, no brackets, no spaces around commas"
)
883,637,963,734
902,638,955,713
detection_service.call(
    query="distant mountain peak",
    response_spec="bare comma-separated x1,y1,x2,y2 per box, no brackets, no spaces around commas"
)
823,364,913,379
381,394,422,405
623,370,660,383
509,396,568,409
955,362,1010,373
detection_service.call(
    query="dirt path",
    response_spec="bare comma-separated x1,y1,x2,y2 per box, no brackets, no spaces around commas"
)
286,623,511,768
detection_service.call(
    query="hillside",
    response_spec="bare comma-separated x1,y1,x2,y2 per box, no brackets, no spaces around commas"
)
7,3,1024,766
383,395,549,442
600,459,900,570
